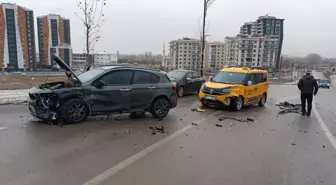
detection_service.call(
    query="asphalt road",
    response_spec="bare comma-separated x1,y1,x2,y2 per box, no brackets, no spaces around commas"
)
1,85,336,185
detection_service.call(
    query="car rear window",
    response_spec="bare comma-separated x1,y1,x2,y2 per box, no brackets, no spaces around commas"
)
133,71,160,84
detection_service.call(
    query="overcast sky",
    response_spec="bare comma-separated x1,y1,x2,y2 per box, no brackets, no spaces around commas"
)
11,0,336,57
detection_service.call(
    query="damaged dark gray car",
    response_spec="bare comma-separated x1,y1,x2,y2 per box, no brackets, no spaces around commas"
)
28,54,178,124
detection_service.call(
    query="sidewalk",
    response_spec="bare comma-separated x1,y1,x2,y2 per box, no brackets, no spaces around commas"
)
0,89,31,104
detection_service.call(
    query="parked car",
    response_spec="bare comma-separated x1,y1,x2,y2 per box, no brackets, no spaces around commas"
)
28,54,178,124
199,67,269,111
167,69,205,97
319,79,330,89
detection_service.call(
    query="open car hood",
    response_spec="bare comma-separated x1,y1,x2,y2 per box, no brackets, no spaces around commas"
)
51,54,82,83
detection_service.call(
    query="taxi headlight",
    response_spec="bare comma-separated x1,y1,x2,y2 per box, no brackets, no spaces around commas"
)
221,88,232,94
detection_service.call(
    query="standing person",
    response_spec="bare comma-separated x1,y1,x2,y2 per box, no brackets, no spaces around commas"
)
297,70,319,116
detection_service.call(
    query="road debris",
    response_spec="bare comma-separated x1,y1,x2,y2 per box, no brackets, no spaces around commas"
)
215,124,223,128
276,101,302,115
218,116,255,122
323,145,326,148
191,106,207,112
149,125,165,135
291,142,296,146
192,122,198,126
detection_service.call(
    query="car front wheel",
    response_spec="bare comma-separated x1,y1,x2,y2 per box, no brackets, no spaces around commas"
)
258,93,267,107
232,96,244,111
61,99,89,124
151,98,170,119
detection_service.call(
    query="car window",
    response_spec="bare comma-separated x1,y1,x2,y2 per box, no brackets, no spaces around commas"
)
99,70,133,85
261,73,267,83
133,71,160,84
186,72,192,79
248,73,261,85
192,72,200,79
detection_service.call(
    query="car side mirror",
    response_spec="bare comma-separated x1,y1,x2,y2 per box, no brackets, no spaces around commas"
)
93,80,105,88
209,76,213,82
247,80,253,86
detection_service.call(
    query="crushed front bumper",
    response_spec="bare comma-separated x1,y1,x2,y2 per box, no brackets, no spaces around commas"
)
199,95,233,107
29,100,58,121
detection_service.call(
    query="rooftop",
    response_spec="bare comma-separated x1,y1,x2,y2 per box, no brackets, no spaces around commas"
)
1,3,33,11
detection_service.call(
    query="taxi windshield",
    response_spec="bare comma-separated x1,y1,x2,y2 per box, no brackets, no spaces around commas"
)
212,71,247,84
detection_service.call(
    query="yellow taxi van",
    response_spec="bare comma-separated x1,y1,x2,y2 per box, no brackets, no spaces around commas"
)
199,67,269,111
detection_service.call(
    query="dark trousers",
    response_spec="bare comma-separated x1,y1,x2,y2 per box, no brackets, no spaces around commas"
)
301,93,313,113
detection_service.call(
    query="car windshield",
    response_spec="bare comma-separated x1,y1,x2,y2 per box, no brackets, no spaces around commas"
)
212,71,247,84
320,79,328,83
167,71,186,80
77,68,105,83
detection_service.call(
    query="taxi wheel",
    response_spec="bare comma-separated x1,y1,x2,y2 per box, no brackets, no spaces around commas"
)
258,93,267,107
232,96,243,111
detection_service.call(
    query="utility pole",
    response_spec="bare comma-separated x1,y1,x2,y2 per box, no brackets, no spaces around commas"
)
200,0,207,77
200,0,216,77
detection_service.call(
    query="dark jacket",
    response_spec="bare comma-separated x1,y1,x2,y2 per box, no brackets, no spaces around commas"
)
297,74,319,95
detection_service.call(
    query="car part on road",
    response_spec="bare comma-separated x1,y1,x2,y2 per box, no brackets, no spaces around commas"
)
218,116,254,122
276,101,302,115
215,124,223,127
149,125,166,135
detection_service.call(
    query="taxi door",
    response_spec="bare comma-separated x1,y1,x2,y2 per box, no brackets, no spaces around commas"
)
244,73,259,104
258,72,269,101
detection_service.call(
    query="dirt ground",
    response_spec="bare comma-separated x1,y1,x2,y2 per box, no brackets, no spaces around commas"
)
0,74,66,90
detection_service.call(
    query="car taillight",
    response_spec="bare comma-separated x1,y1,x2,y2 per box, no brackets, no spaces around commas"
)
172,82,177,91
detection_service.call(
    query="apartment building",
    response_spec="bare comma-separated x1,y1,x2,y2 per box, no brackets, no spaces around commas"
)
208,41,226,70
92,53,118,66
169,37,209,71
224,35,279,68
37,14,72,67
240,15,284,68
0,3,36,71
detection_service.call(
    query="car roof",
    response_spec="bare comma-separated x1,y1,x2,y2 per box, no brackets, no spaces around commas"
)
220,67,267,73
98,66,166,75
171,69,195,73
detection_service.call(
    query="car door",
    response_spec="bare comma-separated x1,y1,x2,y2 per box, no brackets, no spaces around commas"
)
91,70,133,113
191,72,204,92
130,70,160,110
244,73,259,104
184,72,194,93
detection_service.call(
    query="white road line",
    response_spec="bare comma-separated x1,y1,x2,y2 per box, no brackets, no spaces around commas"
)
82,111,221,185
313,101,336,149
0,127,7,131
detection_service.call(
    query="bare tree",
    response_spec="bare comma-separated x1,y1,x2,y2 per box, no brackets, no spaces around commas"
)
75,0,107,64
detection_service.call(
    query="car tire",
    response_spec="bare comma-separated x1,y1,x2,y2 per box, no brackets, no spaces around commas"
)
232,96,244,111
150,97,170,119
61,99,89,124
258,93,267,107
177,86,184,97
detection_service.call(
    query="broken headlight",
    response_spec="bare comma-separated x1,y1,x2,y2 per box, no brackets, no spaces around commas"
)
39,93,56,108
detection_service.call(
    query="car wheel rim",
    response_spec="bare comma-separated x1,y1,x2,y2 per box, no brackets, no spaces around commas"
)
178,87,184,97
237,97,243,110
68,103,86,122
154,100,169,117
